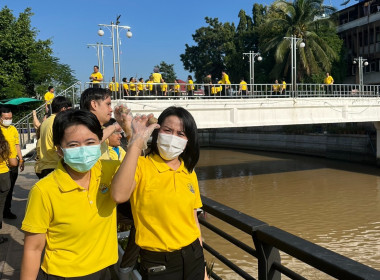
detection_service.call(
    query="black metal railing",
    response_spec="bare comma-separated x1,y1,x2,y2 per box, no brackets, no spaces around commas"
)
200,195,380,280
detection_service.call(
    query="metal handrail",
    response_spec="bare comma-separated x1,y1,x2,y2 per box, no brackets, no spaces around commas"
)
14,81,82,149
200,195,380,280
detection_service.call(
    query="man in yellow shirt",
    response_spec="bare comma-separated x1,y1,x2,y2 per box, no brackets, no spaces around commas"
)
152,67,163,95
221,71,231,97
281,79,287,96
0,107,24,219
38,96,72,178
108,76,119,96
239,78,247,96
324,72,334,95
44,86,55,116
146,76,154,96
80,87,129,159
161,78,168,96
89,65,103,88
273,80,280,96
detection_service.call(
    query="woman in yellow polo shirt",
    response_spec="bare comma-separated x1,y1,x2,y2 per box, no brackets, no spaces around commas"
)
0,129,17,244
112,106,208,280
21,109,121,280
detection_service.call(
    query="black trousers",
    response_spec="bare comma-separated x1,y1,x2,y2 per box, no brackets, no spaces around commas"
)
37,267,112,280
0,172,11,229
3,166,18,215
139,239,205,280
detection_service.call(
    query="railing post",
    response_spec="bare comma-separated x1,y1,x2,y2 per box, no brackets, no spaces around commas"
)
252,232,281,280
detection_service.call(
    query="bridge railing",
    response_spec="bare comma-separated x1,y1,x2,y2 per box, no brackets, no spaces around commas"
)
15,82,82,150
84,81,380,99
200,195,380,280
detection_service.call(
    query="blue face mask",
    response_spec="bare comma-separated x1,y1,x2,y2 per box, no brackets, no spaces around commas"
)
62,144,101,173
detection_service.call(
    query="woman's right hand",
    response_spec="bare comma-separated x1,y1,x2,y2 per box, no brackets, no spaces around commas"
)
130,114,160,150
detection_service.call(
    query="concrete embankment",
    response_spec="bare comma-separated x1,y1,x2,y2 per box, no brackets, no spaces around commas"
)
199,130,376,164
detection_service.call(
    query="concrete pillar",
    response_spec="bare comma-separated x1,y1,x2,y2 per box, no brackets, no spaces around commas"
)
374,122,380,165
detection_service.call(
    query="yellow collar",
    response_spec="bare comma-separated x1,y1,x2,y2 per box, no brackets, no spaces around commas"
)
149,153,189,174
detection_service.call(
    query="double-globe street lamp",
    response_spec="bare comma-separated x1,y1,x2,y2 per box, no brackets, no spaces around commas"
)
87,43,112,81
284,35,305,96
243,51,262,86
98,16,132,94
353,57,368,87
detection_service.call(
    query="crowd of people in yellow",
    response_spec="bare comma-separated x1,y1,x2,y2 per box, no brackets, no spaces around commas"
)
18,86,209,280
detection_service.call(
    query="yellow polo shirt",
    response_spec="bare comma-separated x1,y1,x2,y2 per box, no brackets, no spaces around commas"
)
146,80,153,91
131,153,202,252
174,83,180,92
39,114,58,170
108,82,119,92
90,72,103,83
161,82,168,92
108,146,126,161
240,81,247,91
282,81,287,90
273,84,280,92
187,80,194,91
222,74,231,84
22,159,120,277
137,82,144,91
324,76,334,84
1,124,20,146
152,73,162,83
123,83,129,91
129,82,136,91
44,92,55,104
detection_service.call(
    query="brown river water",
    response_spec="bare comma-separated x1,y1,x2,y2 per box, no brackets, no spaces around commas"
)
196,148,380,279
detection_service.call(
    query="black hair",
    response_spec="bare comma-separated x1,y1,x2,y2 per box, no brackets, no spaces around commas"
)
148,106,199,172
188,75,193,80
0,107,11,115
80,87,111,111
94,65,99,69
0,129,10,161
48,86,54,91
51,96,72,114
122,77,127,83
129,77,134,82
53,109,103,146
103,118,116,127
139,78,143,82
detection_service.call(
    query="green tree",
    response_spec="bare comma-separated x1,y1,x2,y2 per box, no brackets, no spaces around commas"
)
259,0,339,82
0,6,76,99
180,17,236,82
155,61,176,83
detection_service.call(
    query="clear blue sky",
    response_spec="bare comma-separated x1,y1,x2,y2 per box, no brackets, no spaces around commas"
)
2,0,349,84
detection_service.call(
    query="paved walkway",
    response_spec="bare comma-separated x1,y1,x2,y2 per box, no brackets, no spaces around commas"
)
0,164,38,280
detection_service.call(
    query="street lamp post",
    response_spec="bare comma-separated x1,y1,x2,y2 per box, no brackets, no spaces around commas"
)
98,16,132,97
284,35,305,96
353,57,368,87
243,51,262,85
87,43,112,80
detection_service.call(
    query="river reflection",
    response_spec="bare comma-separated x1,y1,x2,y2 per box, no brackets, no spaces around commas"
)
197,148,380,279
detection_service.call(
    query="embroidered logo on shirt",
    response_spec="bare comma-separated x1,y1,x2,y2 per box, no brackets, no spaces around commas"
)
187,183,195,194
99,183,109,194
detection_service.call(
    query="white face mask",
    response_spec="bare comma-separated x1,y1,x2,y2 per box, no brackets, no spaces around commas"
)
2,119,12,126
157,133,188,161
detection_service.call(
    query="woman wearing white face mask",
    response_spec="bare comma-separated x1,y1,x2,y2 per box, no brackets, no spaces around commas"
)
112,106,209,280
21,109,126,280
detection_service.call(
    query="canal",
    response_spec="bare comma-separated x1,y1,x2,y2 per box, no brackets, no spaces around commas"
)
197,148,380,279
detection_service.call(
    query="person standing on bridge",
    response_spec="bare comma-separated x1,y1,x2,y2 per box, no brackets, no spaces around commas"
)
89,65,103,88
0,128,17,244
44,86,55,115
112,106,209,280
1,107,24,220
187,75,194,97
152,67,164,96
221,71,231,97
38,97,72,179
324,72,334,96
108,76,119,96
203,74,212,98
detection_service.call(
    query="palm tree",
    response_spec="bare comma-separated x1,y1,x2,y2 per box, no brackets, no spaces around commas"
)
261,0,338,82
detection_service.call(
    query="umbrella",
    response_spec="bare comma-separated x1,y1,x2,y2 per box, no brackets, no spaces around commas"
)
0,97,43,106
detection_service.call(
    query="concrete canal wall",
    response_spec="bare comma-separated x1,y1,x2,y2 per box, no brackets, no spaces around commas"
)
199,130,377,164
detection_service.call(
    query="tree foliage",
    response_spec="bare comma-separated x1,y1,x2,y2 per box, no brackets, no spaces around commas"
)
180,0,342,84
0,6,76,99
